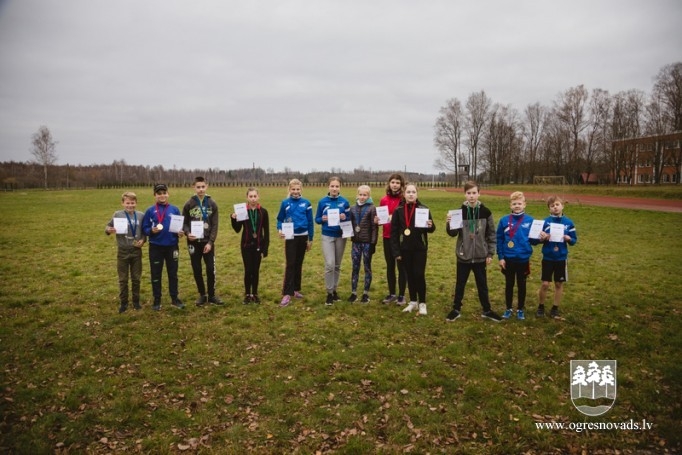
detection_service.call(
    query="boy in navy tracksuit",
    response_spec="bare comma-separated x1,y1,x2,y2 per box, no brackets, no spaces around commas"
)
496,191,539,320
537,195,578,318
142,183,185,310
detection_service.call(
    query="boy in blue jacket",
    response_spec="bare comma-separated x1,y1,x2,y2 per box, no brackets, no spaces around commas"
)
496,191,539,320
536,195,578,318
143,184,185,311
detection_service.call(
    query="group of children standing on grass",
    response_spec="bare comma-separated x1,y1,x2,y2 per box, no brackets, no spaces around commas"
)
106,174,577,322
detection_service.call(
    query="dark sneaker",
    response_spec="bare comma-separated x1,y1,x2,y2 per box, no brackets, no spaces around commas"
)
195,295,208,307
360,294,370,304
348,293,358,303
171,299,185,309
133,302,141,310
382,294,397,304
446,309,461,322
536,305,545,317
118,304,128,314
396,296,406,305
252,295,261,304
152,301,161,311
332,291,340,302
325,293,334,306
209,296,225,306
243,295,252,305
482,310,503,322
550,306,560,318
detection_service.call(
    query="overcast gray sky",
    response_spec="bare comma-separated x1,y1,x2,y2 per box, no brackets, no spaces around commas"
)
0,0,680,174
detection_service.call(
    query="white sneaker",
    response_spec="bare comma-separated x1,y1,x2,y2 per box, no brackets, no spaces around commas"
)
418,303,427,315
402,301,418,313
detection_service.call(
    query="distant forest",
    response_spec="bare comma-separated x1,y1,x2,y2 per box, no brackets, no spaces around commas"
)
0,160,448,190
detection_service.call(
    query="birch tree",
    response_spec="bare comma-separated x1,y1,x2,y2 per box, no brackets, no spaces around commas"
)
30,126,58,190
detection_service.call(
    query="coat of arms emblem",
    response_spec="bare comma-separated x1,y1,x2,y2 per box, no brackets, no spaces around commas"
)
570,360,616,416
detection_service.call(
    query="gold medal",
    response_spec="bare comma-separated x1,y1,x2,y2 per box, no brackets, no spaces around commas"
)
156,223,164,231
508,241,514,248
404,228,411,236
355,226,361,233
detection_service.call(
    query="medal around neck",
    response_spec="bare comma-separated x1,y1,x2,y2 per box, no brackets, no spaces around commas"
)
404,228,411,236
156,223,164,231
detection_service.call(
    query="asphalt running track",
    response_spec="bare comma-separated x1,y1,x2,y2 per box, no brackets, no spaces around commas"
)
442,189,682,213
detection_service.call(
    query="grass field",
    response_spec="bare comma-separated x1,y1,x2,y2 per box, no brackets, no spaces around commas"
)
0,185,681,454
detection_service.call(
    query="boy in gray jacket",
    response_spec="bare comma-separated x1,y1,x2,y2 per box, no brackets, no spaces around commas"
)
105,191,147,313
445,181,503,322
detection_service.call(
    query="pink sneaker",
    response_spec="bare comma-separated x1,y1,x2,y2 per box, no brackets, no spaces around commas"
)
280,295,291,307
294,291,304,299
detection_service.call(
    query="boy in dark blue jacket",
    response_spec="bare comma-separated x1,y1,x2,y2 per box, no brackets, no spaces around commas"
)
143,184,185,310
536,195,578,318
496,191,539,320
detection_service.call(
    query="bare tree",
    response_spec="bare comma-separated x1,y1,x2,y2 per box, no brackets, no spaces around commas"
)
583,88,611,183
464,90,491,178
482,104,521,184
30,126,58,189
522,102,547,180
652,62,682,132
433,98,465,185
554,85,589,183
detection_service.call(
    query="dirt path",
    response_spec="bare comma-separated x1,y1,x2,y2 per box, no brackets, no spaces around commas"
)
446,189,682,213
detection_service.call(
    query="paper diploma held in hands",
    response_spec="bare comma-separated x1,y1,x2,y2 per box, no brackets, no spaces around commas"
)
113,218,128,234
326,208,340,226
340,221,354,238
169,214,184,233
528,219,545,239
234,203,248,221
414,208,429,228
281,222,294,240
376,206,390,225
448,209,463,229
549,223,565,242
190,220,204,239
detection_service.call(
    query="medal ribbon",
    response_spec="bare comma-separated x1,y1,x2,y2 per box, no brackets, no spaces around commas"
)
507,214,523,240
248,206,260,238
466,203,479,233
404,202,416,229
125,211,137,237
194,196,208,222
155,203,168,225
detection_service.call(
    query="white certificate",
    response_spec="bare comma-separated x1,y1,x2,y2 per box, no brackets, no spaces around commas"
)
191,220,204,239
415,208,429,228
169,214,184,233
281,222,294,240
340,221,354,238
326,208,340,226
448,209,463,229
529,220,545,239
376,206,390,225
113,217,128,234
234,203,248,221
549,223,565,242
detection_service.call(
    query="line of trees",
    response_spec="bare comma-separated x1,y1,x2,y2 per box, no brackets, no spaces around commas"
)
0,159,448,190
434,62,682,185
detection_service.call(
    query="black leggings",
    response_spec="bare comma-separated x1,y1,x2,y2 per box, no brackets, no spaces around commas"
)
383,238,406,296
503,260,528,310
241,247,263,295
